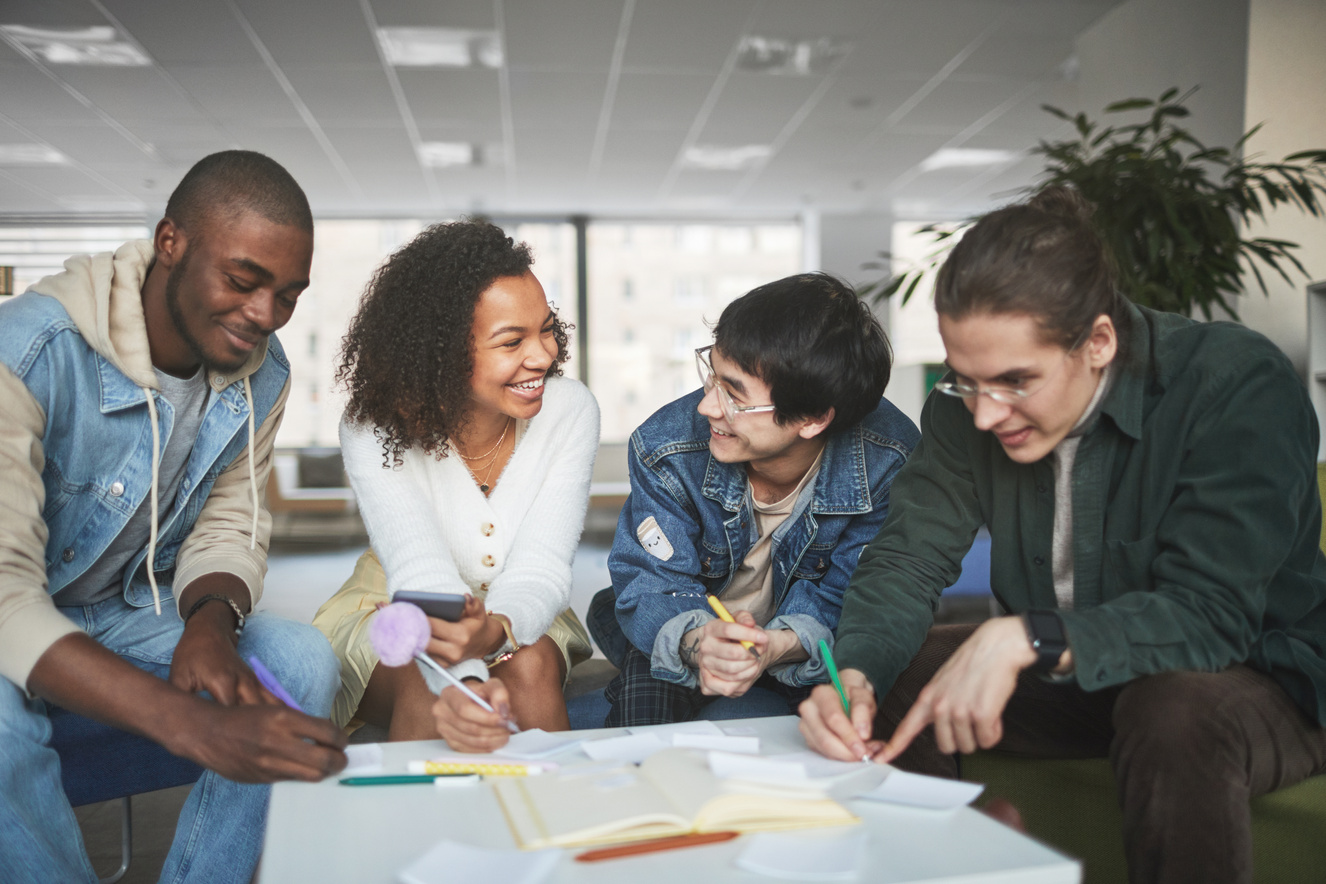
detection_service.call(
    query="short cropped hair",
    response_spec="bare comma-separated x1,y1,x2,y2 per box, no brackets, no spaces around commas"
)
713,272,892,434
164,150,312,235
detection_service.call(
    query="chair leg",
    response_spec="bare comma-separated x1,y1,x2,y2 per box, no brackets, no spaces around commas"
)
99,796,132,884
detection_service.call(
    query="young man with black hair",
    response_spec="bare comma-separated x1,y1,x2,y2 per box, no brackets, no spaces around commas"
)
588,273,919,726
0,150,347,884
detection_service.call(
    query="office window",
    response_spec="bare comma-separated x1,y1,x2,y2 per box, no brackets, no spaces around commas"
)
587,221,801,441
0,226,150,297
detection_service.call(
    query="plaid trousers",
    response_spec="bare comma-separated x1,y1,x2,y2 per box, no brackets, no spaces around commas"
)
603,644,811,727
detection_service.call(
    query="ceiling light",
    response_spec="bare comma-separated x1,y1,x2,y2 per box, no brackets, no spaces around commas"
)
418,142,477,168
0,25,150,66
0,144,68,164
919,148,1020,172
377,27,502,68
735,36,848,76
682,145,772,171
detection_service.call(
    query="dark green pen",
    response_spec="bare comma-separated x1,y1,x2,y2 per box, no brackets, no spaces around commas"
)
339,774,475,786
820,639,872,763
819,639,850,714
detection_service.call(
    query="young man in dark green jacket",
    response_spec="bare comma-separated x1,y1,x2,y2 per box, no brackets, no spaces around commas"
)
800,187,1326,884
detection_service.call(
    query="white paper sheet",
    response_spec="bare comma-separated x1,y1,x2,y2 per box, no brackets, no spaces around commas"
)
626,720,724,738
860,769,985,810
499,728,585,759
672,733,760,754
735,830,867,880
708,752,809,783
342,743,384,776
581,732,670,764
397,840,560,884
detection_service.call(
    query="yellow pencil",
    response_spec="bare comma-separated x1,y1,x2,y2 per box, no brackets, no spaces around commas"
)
706,596,760,658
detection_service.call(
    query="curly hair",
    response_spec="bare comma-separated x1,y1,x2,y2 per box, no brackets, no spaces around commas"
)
336,219,570,465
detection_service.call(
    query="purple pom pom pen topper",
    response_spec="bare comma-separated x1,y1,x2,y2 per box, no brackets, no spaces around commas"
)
369,602,518,733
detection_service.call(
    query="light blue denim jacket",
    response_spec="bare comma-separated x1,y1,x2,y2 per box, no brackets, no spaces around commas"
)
0,242,290,686
601,390,919,688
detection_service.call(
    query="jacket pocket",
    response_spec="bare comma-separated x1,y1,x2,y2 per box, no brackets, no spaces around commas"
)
1104,533,1158,595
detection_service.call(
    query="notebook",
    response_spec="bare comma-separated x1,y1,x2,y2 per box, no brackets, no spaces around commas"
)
491,748,859,850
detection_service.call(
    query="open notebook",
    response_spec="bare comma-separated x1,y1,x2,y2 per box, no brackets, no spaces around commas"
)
491,748,859,850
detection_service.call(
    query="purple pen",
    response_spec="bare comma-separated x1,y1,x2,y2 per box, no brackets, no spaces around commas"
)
248,655,304,712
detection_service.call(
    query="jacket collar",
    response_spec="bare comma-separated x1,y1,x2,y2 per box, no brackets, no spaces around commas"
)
701,424,873,515
1096,301,1149,442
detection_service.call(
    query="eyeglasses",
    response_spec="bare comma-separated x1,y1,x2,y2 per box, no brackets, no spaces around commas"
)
695,346,776,424
934,346,1081,405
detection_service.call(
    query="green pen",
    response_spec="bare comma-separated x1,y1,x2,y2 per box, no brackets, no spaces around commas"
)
820,639,871,763
819,639,850,714
339,774,477,786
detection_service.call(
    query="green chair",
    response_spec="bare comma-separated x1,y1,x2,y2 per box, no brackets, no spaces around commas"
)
955,463,1326,883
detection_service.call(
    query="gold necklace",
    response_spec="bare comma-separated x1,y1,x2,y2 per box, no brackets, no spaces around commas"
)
464,422,512,494
457,417,511,462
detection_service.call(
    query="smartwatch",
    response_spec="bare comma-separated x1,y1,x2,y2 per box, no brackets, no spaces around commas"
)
1022,609,1068,673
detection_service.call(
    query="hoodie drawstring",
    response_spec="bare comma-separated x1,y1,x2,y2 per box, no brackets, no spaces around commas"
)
142,387,163,616
140,376,259,616
243,376,258,550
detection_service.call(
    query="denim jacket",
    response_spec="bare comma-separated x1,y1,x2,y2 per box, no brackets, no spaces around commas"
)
597,390,919,688
0,242,290,687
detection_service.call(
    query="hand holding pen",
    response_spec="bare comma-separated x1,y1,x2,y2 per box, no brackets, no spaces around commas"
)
369,602,519,747
797,642,885,764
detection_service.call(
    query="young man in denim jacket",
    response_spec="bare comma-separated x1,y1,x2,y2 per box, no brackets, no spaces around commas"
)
0,151,346,884
589,273,920,726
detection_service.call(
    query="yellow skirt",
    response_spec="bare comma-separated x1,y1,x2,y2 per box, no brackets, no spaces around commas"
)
312,548,592,729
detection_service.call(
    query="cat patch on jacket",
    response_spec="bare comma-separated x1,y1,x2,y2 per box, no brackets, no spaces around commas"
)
636,516,674,561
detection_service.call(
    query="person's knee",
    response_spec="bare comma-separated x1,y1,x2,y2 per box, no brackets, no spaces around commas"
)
499,639,564,693
1112,672,1246,778
240,616,340,717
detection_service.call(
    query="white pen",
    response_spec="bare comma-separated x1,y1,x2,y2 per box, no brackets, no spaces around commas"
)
414,653,520,734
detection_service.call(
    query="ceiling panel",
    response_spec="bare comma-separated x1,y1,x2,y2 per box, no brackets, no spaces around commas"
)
282,65,403,126
0,0,104,29
624,0,756,72
168,65,300,122
504,0,622,71
25,121,156,166
599,127,687,169
51,67,205,122
105,1,261,65
508,71,606,131
397,68,503,125
609,72,713,129
512,128,590,172
747,0,882,37
697,72,825,143
0,66,101,123
232,0,381,66
368,0,495,30
839,2,1007,79
895,77,1030,130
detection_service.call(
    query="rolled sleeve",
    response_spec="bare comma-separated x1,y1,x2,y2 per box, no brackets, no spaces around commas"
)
763,612,833,687
649,610,716,687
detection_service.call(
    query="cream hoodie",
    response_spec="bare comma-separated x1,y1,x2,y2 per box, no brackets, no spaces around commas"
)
0,240,290,689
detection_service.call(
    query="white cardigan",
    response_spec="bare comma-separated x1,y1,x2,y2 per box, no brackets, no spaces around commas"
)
340,376,600,682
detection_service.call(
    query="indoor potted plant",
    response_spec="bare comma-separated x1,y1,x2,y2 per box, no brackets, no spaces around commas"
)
863,88,1326,320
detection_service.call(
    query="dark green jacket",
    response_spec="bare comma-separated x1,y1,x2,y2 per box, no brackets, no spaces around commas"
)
836,304,1326,724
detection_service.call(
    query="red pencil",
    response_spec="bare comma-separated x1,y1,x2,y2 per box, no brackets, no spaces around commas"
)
574,831,740,862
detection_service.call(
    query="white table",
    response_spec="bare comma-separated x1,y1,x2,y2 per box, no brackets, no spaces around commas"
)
260,716,1080,884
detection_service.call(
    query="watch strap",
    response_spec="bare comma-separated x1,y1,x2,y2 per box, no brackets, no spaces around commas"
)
1022,609,1067,673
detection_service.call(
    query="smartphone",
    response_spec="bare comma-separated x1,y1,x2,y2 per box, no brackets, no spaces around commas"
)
391,590,467,622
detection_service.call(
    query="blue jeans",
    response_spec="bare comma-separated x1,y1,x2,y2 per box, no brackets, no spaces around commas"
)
0,596,339,884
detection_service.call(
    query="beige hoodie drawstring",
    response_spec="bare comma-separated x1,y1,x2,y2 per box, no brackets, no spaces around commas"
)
142,387,163,616
243,376,258,549
142,376,258,615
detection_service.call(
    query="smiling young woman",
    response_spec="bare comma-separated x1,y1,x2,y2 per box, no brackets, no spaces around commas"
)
801,186,1326,884
312,220,598,748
